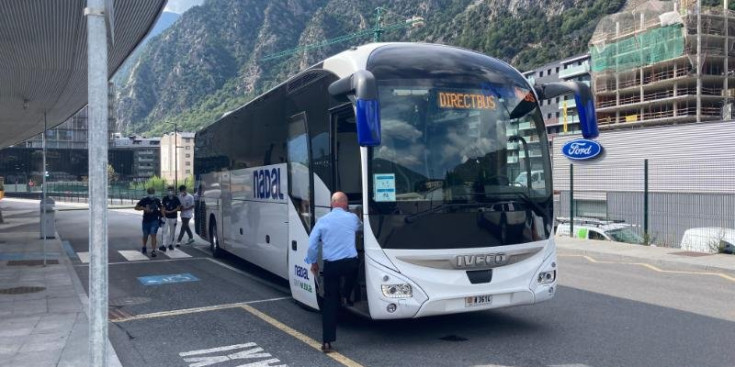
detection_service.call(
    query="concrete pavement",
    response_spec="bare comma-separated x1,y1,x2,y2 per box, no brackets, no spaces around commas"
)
0,199,122,367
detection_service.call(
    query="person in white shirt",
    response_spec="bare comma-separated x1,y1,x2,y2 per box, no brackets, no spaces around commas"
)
176,185,195,246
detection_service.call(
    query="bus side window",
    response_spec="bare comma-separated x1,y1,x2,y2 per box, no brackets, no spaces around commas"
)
333,107,362,202
288,112,313,231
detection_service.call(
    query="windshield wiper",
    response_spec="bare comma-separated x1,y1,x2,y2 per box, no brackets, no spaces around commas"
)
506,190,550,217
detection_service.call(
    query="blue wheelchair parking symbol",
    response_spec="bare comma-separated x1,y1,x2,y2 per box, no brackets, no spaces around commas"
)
138,273,200,286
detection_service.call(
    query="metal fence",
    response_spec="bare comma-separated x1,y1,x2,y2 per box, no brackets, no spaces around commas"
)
7,180,172,206
555,159,735,248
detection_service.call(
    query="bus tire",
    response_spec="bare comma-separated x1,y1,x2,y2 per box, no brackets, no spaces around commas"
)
209,218,222,258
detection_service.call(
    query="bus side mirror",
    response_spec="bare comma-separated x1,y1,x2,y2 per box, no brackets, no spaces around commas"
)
329,70,382,146
534,82,599,139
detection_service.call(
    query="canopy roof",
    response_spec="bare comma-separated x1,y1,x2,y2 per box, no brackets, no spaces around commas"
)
0,0,166,148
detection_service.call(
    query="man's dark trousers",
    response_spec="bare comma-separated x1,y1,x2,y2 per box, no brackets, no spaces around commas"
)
322,257,359,343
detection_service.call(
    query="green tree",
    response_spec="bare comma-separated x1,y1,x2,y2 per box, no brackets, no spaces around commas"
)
143,175,168,194
107,164,118,182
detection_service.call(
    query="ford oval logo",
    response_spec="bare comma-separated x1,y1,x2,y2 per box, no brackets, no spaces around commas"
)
561,139,602,160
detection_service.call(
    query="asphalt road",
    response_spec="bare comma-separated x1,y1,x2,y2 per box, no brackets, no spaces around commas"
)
54,205,735,367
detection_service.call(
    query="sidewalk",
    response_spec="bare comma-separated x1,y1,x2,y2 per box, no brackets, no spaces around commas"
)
555,236,735,274
0,200,122,367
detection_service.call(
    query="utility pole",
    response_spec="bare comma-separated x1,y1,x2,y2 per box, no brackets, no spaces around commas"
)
164,121,178,186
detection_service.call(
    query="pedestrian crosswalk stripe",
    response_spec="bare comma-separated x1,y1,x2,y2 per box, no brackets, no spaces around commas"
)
163,249,192,259
74,249,194,263
118,250,151,261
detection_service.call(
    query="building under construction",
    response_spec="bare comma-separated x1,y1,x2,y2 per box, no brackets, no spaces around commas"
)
589,0,734,129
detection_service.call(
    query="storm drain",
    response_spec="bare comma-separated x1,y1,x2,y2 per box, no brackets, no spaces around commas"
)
670,251,712,257
109,297,151,307
7,259,59,266
0,286,46,295
439,335,468,342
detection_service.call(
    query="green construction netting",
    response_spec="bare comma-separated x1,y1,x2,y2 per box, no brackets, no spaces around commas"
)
590,25,685,72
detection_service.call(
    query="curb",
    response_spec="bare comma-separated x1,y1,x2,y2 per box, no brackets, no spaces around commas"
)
57,231,125,367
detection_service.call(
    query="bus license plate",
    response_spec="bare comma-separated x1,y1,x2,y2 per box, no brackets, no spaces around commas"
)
465,295,493,307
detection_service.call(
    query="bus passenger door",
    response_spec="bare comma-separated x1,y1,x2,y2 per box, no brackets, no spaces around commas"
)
286,112,319,309
331,105,368,312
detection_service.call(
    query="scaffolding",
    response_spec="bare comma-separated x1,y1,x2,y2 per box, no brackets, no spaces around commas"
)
589,0,735,129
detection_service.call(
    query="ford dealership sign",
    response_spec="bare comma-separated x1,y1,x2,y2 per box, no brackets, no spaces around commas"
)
561,139,602,160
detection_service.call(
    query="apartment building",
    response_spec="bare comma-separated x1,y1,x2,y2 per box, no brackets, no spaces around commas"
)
160,131,194,185
111,134,161,180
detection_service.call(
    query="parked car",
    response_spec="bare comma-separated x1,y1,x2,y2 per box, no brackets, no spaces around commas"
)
680,227,735,254
555,217,646,245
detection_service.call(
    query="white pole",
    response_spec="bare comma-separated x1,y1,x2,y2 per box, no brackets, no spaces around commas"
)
42,112,47,266
85,0,109,365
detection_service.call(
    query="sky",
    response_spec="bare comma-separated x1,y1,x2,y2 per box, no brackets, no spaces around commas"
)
163,0,204,14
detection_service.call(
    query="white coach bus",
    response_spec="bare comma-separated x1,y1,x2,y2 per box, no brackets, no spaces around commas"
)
194,42,599,319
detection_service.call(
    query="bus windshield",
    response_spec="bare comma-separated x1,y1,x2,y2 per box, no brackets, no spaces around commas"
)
370,83,549,207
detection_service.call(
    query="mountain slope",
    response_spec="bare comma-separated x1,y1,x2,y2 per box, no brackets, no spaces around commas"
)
116,0,627,135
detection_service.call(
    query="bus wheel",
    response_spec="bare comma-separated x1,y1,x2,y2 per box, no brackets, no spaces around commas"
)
209,220,222,258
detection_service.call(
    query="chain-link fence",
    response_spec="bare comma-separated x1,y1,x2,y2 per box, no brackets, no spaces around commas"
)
555,159,735,248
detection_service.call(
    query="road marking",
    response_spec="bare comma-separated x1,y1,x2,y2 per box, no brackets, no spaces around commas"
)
111,297,291,323
77,251,90,264
559,254,735,283
199,256,291,295
138,273,200,286
74,257,203,267
179,342,286,367
163,249,193,259
118,250,151,261
180,343,259,356
241,304,364,367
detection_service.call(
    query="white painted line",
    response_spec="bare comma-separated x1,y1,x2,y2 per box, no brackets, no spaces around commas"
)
203,258,291,295
74,257,205,267
163,249,193,259
77,251,90,264
118,250,150,261
179,342,286,367
112,296,291,323
180,343,257,357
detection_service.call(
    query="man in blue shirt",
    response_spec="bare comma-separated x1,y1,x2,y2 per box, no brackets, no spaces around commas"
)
305,191,361,353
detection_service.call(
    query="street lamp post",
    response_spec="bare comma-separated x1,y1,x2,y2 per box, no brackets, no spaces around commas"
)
163,121,177,186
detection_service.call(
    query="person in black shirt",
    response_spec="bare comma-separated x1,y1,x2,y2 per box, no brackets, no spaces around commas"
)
135,187,163,257
161,186,182,251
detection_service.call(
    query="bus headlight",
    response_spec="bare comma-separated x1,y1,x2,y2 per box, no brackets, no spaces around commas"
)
381,284,412,298
537,270,556,284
